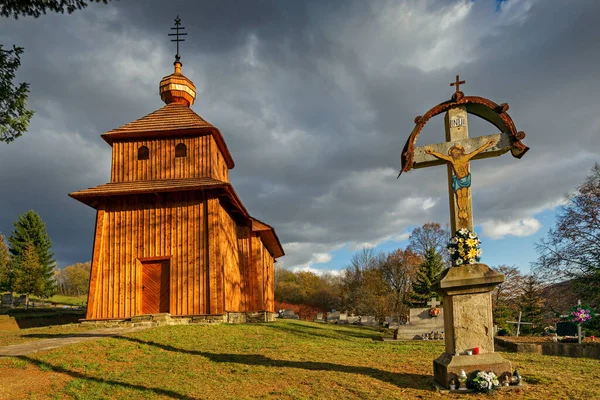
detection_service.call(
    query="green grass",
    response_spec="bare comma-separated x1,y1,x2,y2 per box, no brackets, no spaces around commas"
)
30,294,88,306
1,320,600,399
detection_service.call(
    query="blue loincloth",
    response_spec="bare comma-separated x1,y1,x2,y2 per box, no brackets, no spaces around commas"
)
452,173,471,192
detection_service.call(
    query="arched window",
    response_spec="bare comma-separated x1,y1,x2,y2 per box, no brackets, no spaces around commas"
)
175,143,187,158
138,145,149,160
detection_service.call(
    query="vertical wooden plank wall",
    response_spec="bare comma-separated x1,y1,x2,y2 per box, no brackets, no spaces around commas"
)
86,192,208,319
263,248,275,312
85,207,105,320
218,204,242,312
110,136,229,183
249,235,265,311
236,225,252,312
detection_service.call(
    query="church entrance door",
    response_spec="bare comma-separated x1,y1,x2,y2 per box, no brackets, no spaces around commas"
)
141,260,170,314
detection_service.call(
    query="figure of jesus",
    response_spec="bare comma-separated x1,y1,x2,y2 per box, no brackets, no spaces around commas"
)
425,139,495,222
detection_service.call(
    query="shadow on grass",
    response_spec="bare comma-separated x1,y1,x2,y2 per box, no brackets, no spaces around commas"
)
263,320,383,340
116,336,432,390
16,355,196,400
23,333,120,339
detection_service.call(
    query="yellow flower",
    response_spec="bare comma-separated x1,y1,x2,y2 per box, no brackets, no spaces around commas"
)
458,238,464,243
458,250,465,257
466,238,476,247
467,248,478,259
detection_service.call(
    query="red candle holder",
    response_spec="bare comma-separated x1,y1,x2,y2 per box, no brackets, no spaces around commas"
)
473,347,480,355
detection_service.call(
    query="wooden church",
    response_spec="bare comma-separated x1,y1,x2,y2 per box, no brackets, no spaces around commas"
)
70,21,284,322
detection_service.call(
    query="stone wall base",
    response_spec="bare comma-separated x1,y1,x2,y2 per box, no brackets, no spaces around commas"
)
433,352,512,388
81,312,277,327
227,311,277,324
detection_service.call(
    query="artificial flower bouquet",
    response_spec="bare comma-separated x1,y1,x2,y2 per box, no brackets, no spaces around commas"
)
469,370,500,393
447,228,481,266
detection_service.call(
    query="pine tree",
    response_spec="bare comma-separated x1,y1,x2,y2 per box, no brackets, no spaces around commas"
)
0,233,12,292
8,210,56,297
518,274,546,334
13,243,45,305
408,248,445,307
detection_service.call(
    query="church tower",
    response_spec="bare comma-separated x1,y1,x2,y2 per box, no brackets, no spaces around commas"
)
70,17,283,321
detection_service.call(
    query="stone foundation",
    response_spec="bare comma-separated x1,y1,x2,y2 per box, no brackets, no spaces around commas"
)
434,352,512,387
81,311,277,327
227,311,277,323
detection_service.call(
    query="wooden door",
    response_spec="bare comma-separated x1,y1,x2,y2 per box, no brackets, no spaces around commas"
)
141,260,170,314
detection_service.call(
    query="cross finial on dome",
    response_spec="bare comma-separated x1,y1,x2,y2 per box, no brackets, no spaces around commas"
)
160,16,196,106
168,15,187,64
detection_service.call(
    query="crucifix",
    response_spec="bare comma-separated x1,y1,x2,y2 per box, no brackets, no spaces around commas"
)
408,76,521,233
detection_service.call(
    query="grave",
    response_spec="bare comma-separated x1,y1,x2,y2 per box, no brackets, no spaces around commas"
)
313,312,325,323
557,321,578,337
1,293,13,307
358,315,378,325
338,313,348,324
399,76,529,388
278,309,299,320
391,297,445,340
326,311,340,323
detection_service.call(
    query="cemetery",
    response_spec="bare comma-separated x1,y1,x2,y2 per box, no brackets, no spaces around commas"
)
2,2,600,399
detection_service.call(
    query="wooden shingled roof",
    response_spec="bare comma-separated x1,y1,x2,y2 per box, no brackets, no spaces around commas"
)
70,177,284,258
251,217,285,259
101,103,235,168
69,177,247,217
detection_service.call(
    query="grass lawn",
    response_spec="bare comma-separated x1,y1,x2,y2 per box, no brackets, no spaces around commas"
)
0,323,96,347
30,294,88,306
1,320,599,399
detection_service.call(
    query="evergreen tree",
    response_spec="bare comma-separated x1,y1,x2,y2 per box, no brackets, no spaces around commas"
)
0,233,13,292
13,243,45,305
518,274,546,334
8,210,56,297
408,248,445,307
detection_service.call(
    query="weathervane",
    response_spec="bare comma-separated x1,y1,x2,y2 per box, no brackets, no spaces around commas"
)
168,16,187,63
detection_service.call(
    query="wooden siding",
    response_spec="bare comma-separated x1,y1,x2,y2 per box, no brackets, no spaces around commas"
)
111,136,228,183
218,204,242,312
236,225,252,312
263,248,275,312
86,192,210,319
84,190,276,320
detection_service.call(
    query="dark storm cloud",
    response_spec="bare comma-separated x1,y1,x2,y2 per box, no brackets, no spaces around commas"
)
0,0,598,269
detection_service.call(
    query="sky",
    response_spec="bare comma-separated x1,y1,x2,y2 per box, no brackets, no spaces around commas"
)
0,0,598,276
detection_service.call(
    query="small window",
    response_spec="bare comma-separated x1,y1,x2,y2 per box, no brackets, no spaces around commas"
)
175,143,187,158
138,145,149,160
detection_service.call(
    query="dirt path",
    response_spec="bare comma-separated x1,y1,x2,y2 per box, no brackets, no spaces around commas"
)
0,326,152,357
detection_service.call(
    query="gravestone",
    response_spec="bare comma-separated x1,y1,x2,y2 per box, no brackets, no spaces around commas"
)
314,312,324,323
1,293,13,307
338,313,348,324
279,309,299,320
327,311,340,323
557,321,578,336
399,77,529,388
389,304,444,340
347,315,360,324
359,315,377,325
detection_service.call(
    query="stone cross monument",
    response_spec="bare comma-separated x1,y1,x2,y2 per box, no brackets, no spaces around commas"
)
398,76,529,388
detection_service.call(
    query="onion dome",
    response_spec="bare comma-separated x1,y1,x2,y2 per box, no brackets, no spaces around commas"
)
159,60,196,107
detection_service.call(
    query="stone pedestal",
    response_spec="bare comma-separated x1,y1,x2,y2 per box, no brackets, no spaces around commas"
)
432,263,512,388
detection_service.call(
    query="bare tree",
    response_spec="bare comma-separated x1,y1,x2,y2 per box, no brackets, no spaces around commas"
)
407,222,451,266
379,248,421,319
491,265,523,328
533,164,600,306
